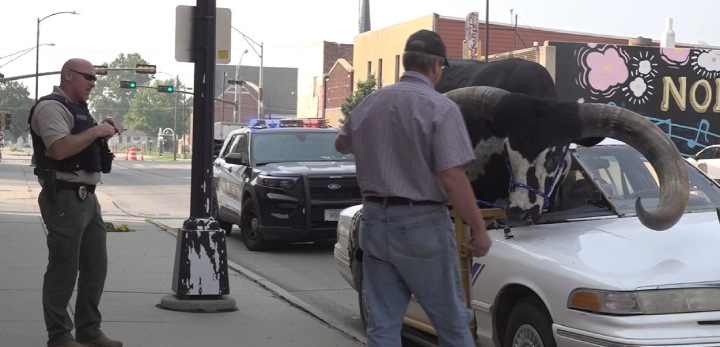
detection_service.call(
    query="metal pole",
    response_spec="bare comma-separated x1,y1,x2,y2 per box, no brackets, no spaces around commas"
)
173,74,179,161
221,72,226,123
233,50,247,123
34,18,40,102
484,0,489,62
514,14,518,50
34,11,78,102
190,0,216,218
258,42,264,119
181,92,186,159
322,74,328,120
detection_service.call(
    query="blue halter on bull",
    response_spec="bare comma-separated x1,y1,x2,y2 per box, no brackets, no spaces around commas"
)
436,58,689,231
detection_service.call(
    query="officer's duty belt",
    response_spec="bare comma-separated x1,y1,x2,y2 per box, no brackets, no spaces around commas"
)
55,180,96,194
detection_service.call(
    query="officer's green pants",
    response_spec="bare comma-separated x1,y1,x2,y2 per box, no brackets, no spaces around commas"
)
38,189,108,346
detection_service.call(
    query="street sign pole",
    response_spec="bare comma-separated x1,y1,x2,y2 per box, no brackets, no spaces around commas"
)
161,0,235,313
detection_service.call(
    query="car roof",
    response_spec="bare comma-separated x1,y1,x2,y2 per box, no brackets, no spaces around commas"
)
226,126,339,137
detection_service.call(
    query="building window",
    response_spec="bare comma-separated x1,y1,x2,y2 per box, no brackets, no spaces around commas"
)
367,61,372,79
378,58,383,87
394,55,400,82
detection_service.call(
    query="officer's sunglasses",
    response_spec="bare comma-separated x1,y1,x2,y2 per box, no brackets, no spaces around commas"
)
69,69,97,82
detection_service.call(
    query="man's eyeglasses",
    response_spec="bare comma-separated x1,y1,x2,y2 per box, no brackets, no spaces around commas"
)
69,69,97,82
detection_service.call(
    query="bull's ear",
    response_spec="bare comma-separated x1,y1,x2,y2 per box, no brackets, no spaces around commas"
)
573,137,605,147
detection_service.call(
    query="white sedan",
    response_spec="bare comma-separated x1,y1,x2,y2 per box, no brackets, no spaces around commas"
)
686,144,720,183
335,143,720,347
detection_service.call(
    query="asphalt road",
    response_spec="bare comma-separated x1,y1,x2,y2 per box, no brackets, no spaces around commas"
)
103,159,367,338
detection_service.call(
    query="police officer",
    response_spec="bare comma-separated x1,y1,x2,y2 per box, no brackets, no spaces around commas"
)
29,58,123,347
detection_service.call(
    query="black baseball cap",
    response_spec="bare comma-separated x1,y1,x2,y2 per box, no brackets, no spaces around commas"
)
404,29,450,67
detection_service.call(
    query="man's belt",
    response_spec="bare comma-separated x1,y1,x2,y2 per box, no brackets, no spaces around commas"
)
53,180,96,201
55,180,96,193
364,196,442,206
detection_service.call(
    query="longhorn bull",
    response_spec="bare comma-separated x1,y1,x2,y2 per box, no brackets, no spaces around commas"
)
436,58,689,231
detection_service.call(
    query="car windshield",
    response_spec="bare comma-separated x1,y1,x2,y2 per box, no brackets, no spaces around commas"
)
252,132,354,164
542,145,720,223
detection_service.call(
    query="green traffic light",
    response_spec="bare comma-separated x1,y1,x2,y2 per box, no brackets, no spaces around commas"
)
167,86,173,92
130,82,136,88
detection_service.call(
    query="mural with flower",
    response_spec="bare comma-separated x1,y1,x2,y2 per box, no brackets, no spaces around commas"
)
552,41,720,156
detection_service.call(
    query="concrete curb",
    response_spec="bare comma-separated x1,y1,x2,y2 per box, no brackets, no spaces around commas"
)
149,220,367,345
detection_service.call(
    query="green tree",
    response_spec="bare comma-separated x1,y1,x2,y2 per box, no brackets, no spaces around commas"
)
340,74,377,124
89,53,153,123
0,81,34,141
124,79,178,136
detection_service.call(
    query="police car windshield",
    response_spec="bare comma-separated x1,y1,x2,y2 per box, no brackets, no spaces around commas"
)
252,132,354,164
574,146,720,215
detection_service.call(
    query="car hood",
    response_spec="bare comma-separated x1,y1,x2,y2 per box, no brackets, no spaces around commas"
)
503,212,720,290
259,161,356,175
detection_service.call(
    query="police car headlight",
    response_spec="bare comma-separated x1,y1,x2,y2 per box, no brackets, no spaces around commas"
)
569,288,720,315
256,175,298,189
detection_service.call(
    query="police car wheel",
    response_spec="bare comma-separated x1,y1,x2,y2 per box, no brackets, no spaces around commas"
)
241,199,269,251
503,297,556,347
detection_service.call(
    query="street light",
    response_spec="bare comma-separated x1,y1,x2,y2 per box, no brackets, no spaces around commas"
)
0,43,54,69
231,26,264,119
35,10,79,102
234,49,248,122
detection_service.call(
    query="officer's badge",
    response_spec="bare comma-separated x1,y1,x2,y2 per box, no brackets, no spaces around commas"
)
77,185,88,201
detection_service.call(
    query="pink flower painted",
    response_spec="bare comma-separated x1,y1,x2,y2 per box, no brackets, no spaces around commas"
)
586,48,629,91
661,47,690,65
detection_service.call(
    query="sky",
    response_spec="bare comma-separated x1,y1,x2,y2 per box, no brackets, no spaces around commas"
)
1,0,718,98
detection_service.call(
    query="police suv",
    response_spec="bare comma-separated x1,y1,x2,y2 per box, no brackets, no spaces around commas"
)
212,118,361,251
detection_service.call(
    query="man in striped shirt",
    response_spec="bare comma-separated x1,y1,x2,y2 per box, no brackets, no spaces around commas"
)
335,29,492,346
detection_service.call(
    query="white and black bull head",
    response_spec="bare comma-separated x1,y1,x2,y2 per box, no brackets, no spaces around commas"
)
446,86,689,231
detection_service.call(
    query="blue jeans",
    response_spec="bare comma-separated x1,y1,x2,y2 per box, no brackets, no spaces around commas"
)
360,202,474,347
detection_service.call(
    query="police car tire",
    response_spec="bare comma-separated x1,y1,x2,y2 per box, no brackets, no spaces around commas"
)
241,199,269,251
503,297,556,347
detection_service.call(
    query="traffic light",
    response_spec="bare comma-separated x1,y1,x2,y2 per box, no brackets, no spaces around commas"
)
135,64,157,74
120,81,137,89
157,85,174,93
1,112,11,130
94,65,108,76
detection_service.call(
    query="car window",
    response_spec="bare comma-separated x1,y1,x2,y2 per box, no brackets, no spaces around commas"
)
696,147,716,160
234,133,249,163
251,132,354,164
575,146,720,215
220,134,241,158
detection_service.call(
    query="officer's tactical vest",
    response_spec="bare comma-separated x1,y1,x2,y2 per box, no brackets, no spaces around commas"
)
28,94,103,173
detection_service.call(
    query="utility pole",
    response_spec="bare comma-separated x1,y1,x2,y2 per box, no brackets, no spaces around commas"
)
221,72,226,122
485,0,490,62
173,74,179,161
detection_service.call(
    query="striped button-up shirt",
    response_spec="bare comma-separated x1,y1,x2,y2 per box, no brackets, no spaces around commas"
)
337,71,476,202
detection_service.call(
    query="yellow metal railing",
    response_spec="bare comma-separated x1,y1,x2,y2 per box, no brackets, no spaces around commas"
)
402,208,507,338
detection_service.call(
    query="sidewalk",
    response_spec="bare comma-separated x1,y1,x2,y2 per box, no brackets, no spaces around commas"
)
0,149,364,347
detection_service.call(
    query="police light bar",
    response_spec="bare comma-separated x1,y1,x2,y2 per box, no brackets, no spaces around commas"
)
247,118,331,128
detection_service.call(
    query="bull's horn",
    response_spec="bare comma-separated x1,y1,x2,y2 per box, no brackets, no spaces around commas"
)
578,103,689,231
445,86,508,120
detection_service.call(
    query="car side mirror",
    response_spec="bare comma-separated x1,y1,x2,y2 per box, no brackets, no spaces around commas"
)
225,153,248,166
